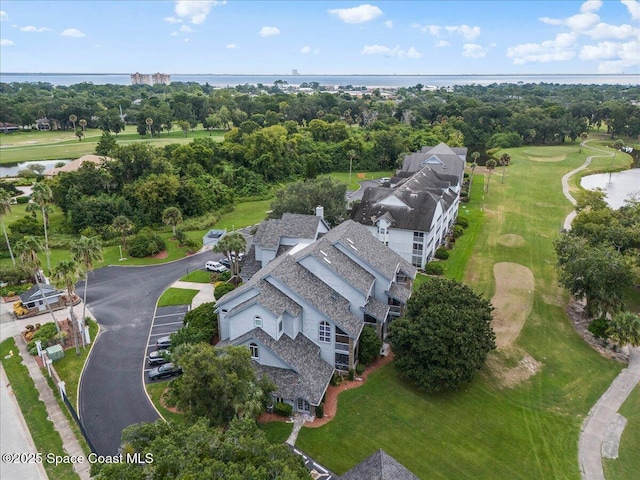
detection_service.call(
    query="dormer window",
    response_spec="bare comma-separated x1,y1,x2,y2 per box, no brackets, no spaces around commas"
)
254,316,263,328
249,342,259,359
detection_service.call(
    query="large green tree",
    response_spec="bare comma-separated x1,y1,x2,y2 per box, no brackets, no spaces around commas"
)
71,235,103,320
269,177,347,227
607,311,640,349
170,301,218,349
390,278,495,392
91,418,308,480
51,259,83,353
170,344,274,426
213,232,246,277
161,206,183,236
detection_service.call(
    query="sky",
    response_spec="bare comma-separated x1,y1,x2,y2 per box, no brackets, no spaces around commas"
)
0,0,639,75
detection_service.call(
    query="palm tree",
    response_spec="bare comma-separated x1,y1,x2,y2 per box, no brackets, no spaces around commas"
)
111,215,134,249
213,232,246,278
607,311,640,352
16,236,60,333
0,191,16,265
51,259,83,354
71,235,103,321
485,159,497,193
69,114,77,131
162,207,183,237
30,182,53,273
145,117,153,137
499,153,511,184
78,119,87,140
347,149,358,188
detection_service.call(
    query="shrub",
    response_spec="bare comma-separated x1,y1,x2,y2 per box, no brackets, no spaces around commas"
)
460,191,469,198
424,262,444,276
452,225,464,238
0,266,31,285
355,363,366,375
128,228,166,258
348,369,355,381
218,271,231,282
330,372,343,386
358,325,381,366
456,216,469,228
15,196,29,204
434,247,450,260
26,322,59,351
274,402,293,417
9,215,41,236
315,403,324,418
588,317,610,339
214,283,235,299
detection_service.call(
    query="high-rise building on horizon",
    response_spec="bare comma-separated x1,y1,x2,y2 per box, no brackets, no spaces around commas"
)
130,72,171,85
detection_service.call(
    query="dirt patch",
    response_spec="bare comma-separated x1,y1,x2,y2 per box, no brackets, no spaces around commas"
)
151,250,168,259
491,262,535,349
497,234,526,248
485,348,541,388
527,155,566,162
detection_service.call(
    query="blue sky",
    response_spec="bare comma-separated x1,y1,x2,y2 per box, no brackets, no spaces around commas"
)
1,0,639,75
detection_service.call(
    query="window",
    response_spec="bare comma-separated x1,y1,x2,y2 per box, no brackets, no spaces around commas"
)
412,255,422,267
249,342,259,359
254,316,263,328
319,321,331,343
221,309,228,314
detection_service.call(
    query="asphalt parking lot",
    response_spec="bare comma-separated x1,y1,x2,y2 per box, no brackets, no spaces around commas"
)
144,305,188,383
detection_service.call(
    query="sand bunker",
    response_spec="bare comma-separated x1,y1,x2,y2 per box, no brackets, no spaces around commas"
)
527,155,566,162
497,234,526,248
491,262,535,349
486,350,541,389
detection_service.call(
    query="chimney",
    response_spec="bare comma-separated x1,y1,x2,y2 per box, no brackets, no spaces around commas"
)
315,205,324,219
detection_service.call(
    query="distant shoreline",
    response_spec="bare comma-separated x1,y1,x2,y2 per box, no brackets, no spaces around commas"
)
2,72,637,77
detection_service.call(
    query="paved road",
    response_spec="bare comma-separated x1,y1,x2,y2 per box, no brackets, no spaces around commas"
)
78,251,214,455
347,179,380,201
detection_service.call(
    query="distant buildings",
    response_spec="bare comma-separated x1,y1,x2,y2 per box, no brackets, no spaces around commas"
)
130,72,171,85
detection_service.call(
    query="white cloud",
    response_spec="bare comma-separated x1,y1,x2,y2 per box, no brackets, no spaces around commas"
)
384,20,393,29
622,0,640,20
539,17,563,26
328,4,383,24
174,0,221,24
20,25,51,32
596,39,640,72
414,23,480,40
444,24,481,41
301,45,311,54
61,28,85,38
434,40,451,48
580,0,602,13
0,11,8,21
361,44,422,58
259,26,280,37
579,41,620,60
179,25,194,33
587,22,637,39
171,31,179,36
1,38,14,46
462,43,488,58
507,33,577,64
226,43,237,49
164,16,182,24
566,11,600,32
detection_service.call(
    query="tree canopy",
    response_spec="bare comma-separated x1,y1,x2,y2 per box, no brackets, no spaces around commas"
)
390,278,495,392
91,417,308,480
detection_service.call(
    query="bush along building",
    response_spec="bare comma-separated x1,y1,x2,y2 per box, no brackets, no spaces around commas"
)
215,219,416,415
351,143,466,268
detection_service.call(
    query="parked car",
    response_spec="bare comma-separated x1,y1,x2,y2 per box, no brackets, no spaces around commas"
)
378,177,391,184
205,261,227,272
148,362,182,381
148,349,170,366
219,258,231,269
156,336,171,349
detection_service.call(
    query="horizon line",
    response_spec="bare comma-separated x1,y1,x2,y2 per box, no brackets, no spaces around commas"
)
1,72,636,77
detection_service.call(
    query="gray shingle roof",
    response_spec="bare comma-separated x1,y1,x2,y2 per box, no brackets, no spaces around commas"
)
19,284,61,303
341,449,419,480
255,213,326,250
228,280,302,318
402,143,466,181
363,296,390,321
387,282,412,304
233,328,334,405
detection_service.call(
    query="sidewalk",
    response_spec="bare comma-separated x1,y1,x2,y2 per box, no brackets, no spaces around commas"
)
170,280,215,308
578,346,640,480
1,300,93,480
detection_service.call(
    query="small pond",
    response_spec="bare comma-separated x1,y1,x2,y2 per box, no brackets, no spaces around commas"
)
580,169,640,209
0,160,71,177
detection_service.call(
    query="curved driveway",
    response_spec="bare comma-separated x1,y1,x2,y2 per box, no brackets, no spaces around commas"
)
78,251,210,455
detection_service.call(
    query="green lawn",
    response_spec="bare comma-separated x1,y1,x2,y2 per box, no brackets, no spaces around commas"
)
323,170,395,191
146,381,186,424
157,287,199,307
604,385,640,480
296,143,627,478
49,319,99,410
180,269,213,283
0,337,79,480
260,420,293,445
0,127,225,164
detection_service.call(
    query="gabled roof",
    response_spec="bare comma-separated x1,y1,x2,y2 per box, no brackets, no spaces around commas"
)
254,213,327,250
232,328,334,406
19,284,62,303
341,449,419,480
401,142,466,179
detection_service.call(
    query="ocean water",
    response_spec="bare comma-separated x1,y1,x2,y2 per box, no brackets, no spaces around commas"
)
0,73,637,88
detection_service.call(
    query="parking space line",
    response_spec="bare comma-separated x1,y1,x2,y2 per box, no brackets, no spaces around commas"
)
151,321,184,327
154,313,186,319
